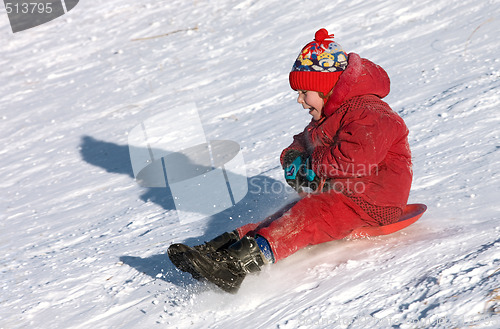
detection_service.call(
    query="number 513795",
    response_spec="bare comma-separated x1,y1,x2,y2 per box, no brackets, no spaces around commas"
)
5,2,54,14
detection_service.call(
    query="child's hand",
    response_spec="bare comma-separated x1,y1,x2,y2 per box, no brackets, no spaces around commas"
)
282,150,304,169
284,154,321,193
284,155,304,182
300,157,317,182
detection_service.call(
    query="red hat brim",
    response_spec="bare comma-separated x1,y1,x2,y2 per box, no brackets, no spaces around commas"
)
289,71,343,95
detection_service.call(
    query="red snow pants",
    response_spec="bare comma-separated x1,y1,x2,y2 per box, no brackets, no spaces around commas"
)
236,191,378,262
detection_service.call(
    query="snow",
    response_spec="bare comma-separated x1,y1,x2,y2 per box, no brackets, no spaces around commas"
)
1,0,499,328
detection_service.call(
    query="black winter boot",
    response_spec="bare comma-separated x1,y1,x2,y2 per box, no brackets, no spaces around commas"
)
182,236,267,293
168,230,240,280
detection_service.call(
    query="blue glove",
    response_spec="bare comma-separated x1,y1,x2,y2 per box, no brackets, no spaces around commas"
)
301,157,317,182
284,155,303,181
284,154,320,192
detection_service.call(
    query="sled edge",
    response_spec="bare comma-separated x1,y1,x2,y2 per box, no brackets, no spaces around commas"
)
347,203,427,239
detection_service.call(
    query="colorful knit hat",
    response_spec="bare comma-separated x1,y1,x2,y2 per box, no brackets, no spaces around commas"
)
289,28,348,95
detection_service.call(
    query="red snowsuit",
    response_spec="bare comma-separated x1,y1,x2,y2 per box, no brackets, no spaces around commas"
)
237,53,412,261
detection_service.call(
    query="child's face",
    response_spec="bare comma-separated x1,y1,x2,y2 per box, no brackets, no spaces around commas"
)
297,90,324,121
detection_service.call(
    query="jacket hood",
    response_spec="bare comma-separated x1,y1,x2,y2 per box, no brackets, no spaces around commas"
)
323,53,390,117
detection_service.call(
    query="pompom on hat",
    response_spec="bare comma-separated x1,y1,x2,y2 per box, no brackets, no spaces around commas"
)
289,28,348,95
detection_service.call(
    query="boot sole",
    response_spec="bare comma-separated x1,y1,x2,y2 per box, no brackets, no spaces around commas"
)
167,244,203,281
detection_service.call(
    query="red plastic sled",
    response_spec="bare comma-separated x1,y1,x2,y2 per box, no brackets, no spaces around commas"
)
347,203,427,239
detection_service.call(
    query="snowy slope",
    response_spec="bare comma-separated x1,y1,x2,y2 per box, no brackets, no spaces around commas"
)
1,0,499,328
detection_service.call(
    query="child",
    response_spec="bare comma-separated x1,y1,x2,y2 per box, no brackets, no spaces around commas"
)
168,28,412,293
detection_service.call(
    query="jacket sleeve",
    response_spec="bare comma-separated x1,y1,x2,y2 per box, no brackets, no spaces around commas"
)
311,109,400,178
